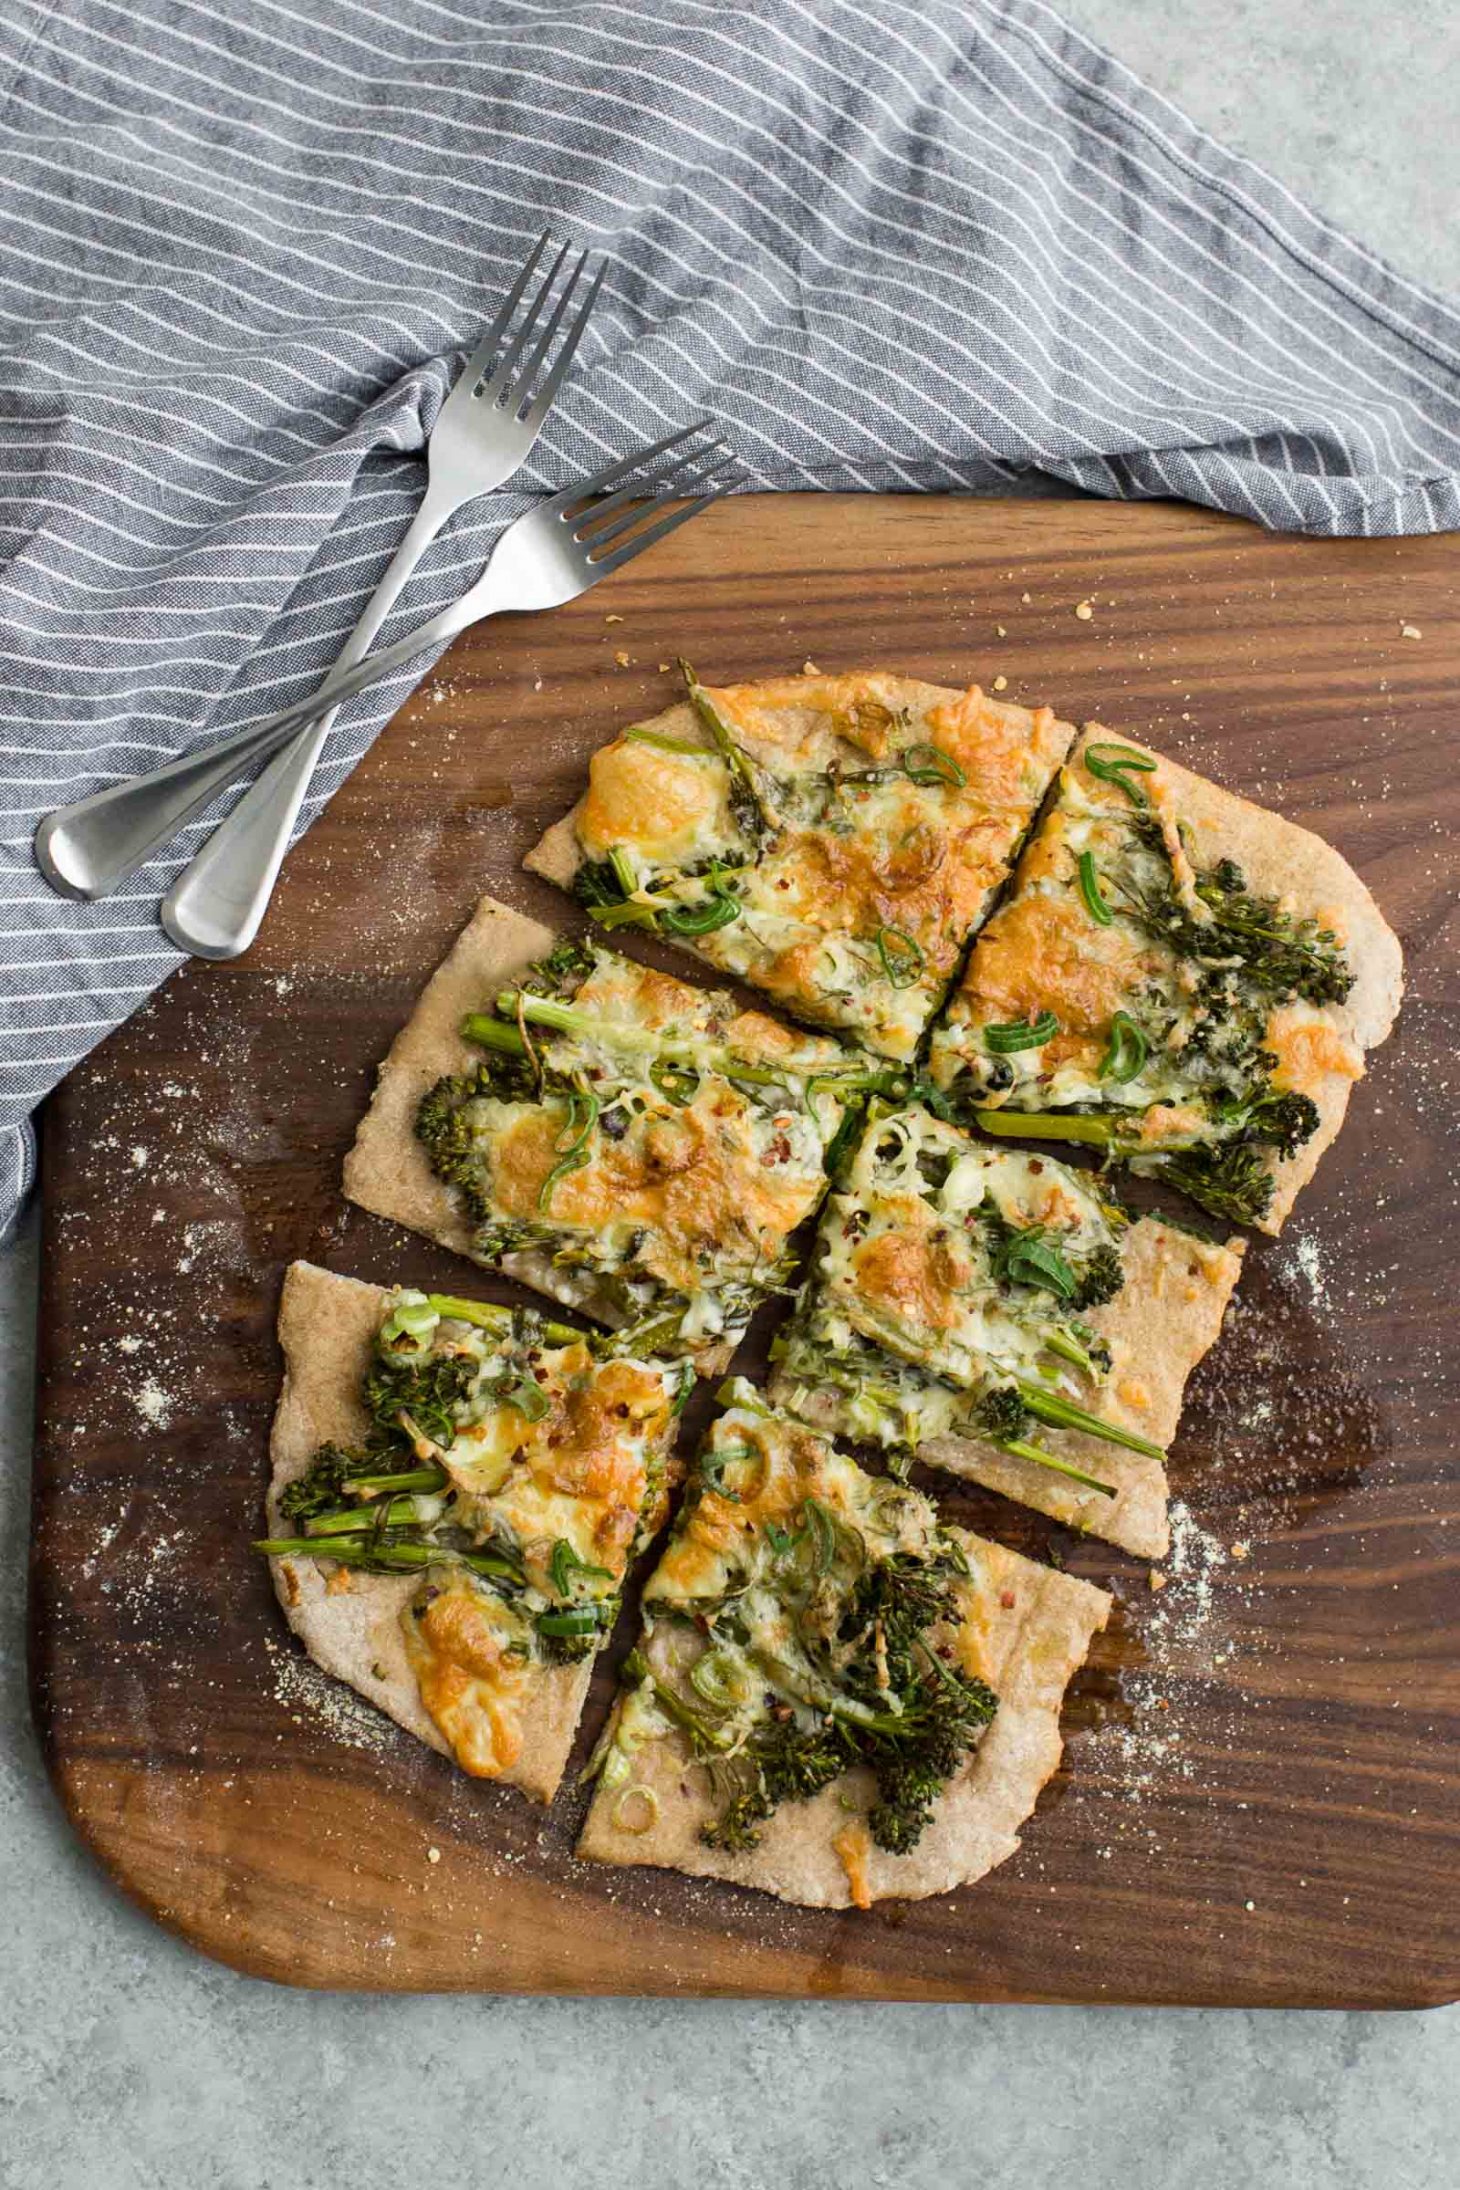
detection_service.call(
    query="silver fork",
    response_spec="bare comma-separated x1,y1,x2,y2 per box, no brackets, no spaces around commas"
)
40,426,737,918
35,230,605,933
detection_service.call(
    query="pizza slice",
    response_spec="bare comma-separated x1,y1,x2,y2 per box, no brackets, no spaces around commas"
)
527,666,1074,1061
926,727,1403,1231
344,897,880,1369
259,1262,692,1800
766,1103,1243,1558
577,1383,1110,1908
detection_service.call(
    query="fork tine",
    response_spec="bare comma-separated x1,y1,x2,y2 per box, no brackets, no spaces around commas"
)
543,419,716,509
566,434,728,531
522,258,608,428
592,488,737,576
477,238,572,407
582,454,739,549
456,230,551,397
507,248,591,415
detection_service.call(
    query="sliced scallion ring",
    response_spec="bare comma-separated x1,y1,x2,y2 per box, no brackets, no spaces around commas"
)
689,1648,754,1712
983,1010,1059,1054
875,924,924,989
536,1605,602,1639
901,741,967,789
612,1784,661,1834
660,890,741,936
1099,1011,1148,1084
1077,849,1113,926
538,1078,601,1212
1083,742,1158,807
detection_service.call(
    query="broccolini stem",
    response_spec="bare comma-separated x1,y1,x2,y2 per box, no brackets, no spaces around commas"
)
253,1537,523,1581
1041,1328,1103,1378
424,1292,581,1347
458,1015,529,1058
479,992,889,1100
302,1494,441,1537
422,1293,511,1332
329,1464,448,1498
973,1108,1127,1149
1014,1379,1164,1459
994,1438,1118,1498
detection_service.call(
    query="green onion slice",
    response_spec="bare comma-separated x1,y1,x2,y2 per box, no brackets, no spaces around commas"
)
984,1010,1059,1054
875,924,924,989
538,1078,600,1212
649,1055,700,1107
689,1648,754,1712
1083,742,1158,807
1077,849,1113,926
901,741,967,789
549,1538,612,1597
502,1370,552,1423
1099,1011,1149,1084
536,1605,602,1638
660,889,741,936
611,1784,660,1834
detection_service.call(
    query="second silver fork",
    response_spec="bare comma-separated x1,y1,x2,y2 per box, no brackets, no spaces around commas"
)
35,425,740,922
164,231,605,959
36,229,604,943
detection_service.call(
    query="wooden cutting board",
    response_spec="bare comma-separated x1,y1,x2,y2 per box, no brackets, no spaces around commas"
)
31,494,1460,2004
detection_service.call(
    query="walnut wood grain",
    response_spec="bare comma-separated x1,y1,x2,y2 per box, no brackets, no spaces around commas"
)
30,495,1460,2002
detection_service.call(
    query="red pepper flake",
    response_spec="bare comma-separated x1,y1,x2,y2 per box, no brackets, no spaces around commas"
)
999,1587,1017,1609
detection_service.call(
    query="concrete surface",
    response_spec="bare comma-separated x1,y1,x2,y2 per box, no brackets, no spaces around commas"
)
3,7,1458,2186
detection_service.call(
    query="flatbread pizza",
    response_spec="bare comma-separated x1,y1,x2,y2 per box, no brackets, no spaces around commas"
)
927,727,1403,1232
578,1383,1110,1907
767,1105,1242,1557
344,897,874,1369
528,666,1074,1061
261,1261,690,1801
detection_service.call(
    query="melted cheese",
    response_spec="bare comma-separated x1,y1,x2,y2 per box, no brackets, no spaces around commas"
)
487,1087,820,1298
403,1580,531,1778
572,673,1071,1064
1265,1006,1363,1095
954,886,1155,1038
445,1341,674,1579
923,690,1069,809
833,1820,874,1909
579,735,736,866
816,1110,1120,1389
849,1220,974,1336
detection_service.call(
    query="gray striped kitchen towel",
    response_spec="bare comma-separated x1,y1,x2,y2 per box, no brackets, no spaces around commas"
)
4,0,1460,1238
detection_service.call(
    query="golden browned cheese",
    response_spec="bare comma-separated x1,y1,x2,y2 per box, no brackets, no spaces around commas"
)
403,1581,531,1778
833,1820,874,1909
1265,1006,1364,1094
709,671,913,766
652,1418,841,1598
489,1095,815,1294
956,887,1155,1037
949,1541,1025,1689
1135,1102,1207,1147
528,1358,666,1564
848,1224,973,1336
579,738,725,865
755,804,1016,987
923,690,1068,809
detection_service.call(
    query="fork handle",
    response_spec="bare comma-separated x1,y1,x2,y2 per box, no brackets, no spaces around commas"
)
160,489,455,959
34,543,484,904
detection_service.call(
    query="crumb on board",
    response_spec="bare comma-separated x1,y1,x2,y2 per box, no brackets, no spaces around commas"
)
1075,599,1094,620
